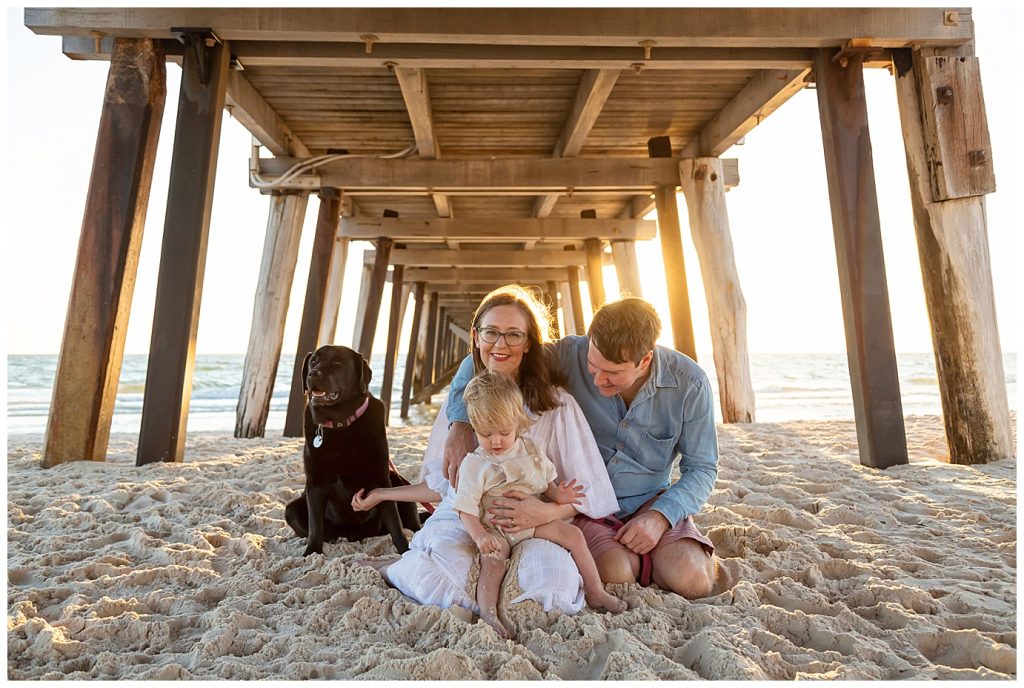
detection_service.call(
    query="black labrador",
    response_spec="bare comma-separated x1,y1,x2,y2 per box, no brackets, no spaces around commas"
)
284,345,419,556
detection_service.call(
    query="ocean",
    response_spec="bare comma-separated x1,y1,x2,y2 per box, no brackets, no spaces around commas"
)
6,352,1017,437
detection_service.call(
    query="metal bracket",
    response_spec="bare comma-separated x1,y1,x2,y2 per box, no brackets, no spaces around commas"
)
171,27,221,85
831,38,884,68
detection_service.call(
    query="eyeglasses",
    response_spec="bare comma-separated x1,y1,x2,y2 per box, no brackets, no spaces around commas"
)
476,327,527,347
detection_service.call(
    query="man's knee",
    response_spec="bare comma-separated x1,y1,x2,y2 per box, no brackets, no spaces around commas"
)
652,540,715,599
596,548,639,584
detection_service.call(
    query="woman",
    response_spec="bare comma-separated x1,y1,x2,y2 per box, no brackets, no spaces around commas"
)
380,285,619,614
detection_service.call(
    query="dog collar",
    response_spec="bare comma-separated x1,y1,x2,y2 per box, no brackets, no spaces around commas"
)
319,395,370,430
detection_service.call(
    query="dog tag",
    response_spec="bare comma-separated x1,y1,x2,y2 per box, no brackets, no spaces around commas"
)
313,426,324,448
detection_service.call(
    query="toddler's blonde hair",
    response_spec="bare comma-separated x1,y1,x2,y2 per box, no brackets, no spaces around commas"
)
464,370,531,434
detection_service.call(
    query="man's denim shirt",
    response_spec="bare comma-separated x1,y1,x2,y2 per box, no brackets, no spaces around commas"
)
446,335,719,526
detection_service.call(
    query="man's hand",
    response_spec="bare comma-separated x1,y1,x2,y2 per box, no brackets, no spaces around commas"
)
442,421,476,489
614,510,671,555
549,479,585,506
488,491,557,532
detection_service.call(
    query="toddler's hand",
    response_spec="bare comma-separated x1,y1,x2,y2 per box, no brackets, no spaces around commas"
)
474,532,504,555
351,488,382,512
552,479,585,506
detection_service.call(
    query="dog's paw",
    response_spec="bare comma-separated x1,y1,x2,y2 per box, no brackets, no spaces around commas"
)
303,544,323,557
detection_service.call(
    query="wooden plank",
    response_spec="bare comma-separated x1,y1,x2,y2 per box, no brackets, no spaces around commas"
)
340,217,656,241
354,236,395,359
680,68,810,157
137,38,228,465
26,8,975,46
893,48,1012,464
394,66,452,217
649,136,696,360
566,266,587,332
584,237,607,310
620,158,740,219
235,191,309,438
379,266,406,424
258,156,687,193
814,49,907,469
610,240,643,298
318,229,349,345
679,158,755,423
410,361,462,406
401,282,427,417
535,68,620,218
916,55,996,200
395,266,574,283
283,190,341,437
421,292,440,387
363,247,586,267
43,38,166,468
225,70,311,157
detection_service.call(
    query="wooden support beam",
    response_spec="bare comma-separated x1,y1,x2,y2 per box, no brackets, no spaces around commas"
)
363,247,586,268
137,37,228,465
43,38,166,468
283,189,342,437
545,281,561,338
379,266,406,424
679,158,755,423
680,69,810,158
422,292,440,387
355,237,395,359
619,159,740,219
350,263,373,348
235,191,309,438
401,283,427,417
411,361,462,406
449,321,471,344
567,266,587,332
648,137,697,360
225,70,311,157
318,224,349,345
815,49,907,469
27,8,976,47
393,66,451,218
339,217,655,242
610,240,643,298
893,48,1012,464
535,68,619,218
583,237,607,311
258,156,686,193
395,266,574,284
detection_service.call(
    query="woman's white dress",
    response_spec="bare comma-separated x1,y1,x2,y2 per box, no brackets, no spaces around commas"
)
385,388,619,613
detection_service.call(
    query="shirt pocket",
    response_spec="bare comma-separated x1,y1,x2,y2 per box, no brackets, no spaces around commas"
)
637,429,677,471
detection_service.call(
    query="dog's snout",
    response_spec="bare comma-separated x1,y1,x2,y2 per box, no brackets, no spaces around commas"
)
308,367,323,378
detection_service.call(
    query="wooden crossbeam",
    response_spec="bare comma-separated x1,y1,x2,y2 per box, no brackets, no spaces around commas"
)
535,69,619,218
27,8,974,47
258,157,686,193
339,217,655,241
393,67,451,219
393,267,573,283
618,159,740,219
680,68,811,158
364,248,586,267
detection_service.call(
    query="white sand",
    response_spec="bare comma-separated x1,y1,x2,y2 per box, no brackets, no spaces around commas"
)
7,414,1016,680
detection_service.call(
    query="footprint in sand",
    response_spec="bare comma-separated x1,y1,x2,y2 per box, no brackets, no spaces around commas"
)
914,629,1016,675
8,568,36,586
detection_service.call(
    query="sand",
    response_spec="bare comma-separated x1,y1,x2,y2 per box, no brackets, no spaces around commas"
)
7,414,1016,680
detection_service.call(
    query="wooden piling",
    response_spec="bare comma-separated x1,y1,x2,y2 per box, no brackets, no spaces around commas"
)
137,37,228,465
423,292,440,387
379,266,406,423
610,240,643,298
401,282,427,418
43,38,165,468
235,191,309,438
319,233,350,345
567,266,587,333
814,49,907,469
893,48,1013,464
679,158,755,423
354,237,394,359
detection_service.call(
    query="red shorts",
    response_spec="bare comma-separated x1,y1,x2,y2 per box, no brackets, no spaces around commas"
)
572,493,714,564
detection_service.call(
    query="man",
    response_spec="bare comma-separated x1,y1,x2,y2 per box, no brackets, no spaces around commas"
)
444,297,720,599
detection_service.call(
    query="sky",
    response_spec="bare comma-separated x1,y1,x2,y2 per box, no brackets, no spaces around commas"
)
4,5,1018,359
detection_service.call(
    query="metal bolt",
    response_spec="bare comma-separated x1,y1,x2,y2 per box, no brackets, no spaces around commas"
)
361,34,378,54
969,149,989,166
944,10,960,27
936,86,954,105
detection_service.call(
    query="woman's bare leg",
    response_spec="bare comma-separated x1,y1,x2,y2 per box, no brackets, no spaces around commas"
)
534,521,627,613
476,538,512,638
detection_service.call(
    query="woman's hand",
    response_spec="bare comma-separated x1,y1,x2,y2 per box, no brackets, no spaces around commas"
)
474,531,505,555
351,488,383,512
549,479,585,506
487,491,559,532
442,422,477,489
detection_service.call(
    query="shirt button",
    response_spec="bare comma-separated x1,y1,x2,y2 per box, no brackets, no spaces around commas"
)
617,443,624,450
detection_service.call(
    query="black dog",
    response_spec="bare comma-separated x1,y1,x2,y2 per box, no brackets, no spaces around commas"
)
284,345,419,556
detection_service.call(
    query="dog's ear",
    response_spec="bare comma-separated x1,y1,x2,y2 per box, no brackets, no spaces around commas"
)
301,352,313,393
359,355,372,395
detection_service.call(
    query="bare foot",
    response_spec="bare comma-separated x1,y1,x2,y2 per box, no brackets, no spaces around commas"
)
586,590,628,613
354,559,393,585
479,609,511,639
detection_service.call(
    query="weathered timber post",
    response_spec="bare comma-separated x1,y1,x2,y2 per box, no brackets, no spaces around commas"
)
423,292,440,387
137,35,228,465
319,230,350,345
893,48,1012,464
350,263,373,347
379,266,407,423
435,307,448,375
610,240,644,298
582,209,606,313
679,158,755,423
567,266,587,333
649,136,697,360
354,235,395,359
235,191,309,438
412,289,434,394
814,50,908,469
43,38,166,468
401,282,427,418
283,189,342,437
546,281,561,338
558,282,577,335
